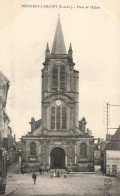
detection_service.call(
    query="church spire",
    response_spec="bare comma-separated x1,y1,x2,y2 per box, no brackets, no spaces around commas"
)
51,16,66,55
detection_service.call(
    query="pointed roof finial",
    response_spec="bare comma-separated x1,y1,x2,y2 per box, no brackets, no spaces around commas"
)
51,16,66,55
46,42,49,51
45,42,50,58
69,43,72,51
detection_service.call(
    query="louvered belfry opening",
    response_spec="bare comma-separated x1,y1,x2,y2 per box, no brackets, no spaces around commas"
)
52,65,66,91
60,65,65,90
52,65,58,90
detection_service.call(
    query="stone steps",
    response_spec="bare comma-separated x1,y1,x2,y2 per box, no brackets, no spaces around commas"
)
49,169,68,174
8,162,21,174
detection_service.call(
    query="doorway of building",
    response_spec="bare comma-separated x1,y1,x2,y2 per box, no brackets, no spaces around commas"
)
51,147,65,169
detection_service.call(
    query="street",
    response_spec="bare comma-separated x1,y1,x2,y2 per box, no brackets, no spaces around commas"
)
1,163,119,196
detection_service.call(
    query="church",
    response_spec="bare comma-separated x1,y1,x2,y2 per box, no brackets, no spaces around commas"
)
21,17,94,172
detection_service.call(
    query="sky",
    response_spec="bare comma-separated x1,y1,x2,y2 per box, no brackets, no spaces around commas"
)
0,0,120,140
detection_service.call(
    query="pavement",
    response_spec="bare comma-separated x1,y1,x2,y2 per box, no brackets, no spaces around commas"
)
1,163,120,196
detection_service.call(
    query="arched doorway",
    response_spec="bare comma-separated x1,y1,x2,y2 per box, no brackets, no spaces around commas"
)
51,147,65,169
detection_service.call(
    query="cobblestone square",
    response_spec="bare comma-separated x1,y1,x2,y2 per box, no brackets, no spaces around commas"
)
4,170,120,196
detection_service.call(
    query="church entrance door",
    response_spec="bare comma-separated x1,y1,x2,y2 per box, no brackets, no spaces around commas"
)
51,147,65,169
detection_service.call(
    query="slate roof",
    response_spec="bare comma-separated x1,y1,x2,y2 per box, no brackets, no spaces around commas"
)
51,16,66,55
106,126,120,150
0,71,10,85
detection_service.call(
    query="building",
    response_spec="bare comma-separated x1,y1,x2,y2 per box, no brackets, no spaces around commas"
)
0,71,10,193
0,71,10,147
21,17,94,172
94,139,101,165
0,71,17,193
94,138,108,166
16,141,22,163
101,126,120,176
7,128,17,166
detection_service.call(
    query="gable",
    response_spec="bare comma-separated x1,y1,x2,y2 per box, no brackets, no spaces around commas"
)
106,127,120,150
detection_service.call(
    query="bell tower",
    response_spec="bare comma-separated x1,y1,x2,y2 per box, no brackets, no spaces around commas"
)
41,16,79,133
21,16,94,173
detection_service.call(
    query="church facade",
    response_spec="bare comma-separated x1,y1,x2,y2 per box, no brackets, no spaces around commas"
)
21,17,94,172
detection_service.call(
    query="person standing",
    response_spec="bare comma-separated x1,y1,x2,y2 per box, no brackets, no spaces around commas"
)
56,170,60,177
53,169,56,177
39,167,42,175
32,171,37,184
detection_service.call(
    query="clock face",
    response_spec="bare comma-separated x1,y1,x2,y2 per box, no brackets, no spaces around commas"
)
56,100,61,106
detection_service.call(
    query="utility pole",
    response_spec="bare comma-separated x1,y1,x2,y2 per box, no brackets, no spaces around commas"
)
106,102,109,135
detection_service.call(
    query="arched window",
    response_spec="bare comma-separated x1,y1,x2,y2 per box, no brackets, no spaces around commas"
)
60,65,65,90
52,65,66,91
56,107,60,129
80,143,87,157
51,106,67,130
52,66,58,90
30,142,36,155
51,107,55,129
62,107,66,129
70,146,73,154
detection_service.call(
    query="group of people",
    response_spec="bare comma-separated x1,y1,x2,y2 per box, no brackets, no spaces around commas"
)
32,169,61,184
53,169,60,177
